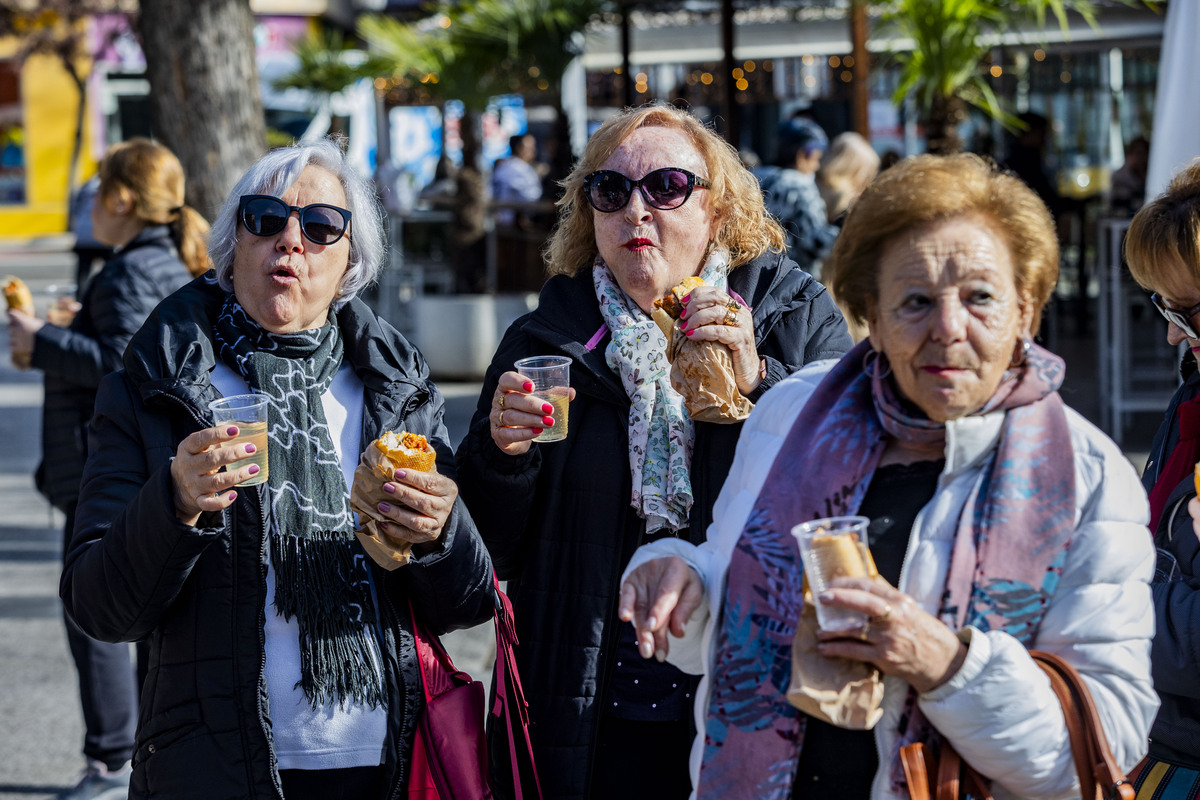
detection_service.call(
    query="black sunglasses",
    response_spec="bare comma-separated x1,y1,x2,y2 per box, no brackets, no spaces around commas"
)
238,194,352,246
582,167,711,213
1150,292,1200,339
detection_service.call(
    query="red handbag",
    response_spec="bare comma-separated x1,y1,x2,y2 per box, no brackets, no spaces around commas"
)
407,599,493,800
901,650,1135,800
407,580,543,800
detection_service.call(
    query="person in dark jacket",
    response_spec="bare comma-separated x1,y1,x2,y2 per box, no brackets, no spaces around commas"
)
7,138,208,800
1123,158,1200,796
455,104,852,800
58,139,494,800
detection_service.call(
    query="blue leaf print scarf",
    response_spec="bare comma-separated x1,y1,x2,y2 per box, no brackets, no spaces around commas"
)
592,251,730,533
697,338,1075,798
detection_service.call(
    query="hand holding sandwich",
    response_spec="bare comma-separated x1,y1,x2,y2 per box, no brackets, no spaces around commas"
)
669,285,762,395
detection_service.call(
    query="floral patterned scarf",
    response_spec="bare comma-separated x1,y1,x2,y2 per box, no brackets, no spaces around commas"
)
592,251,730,533
697,339,1075,798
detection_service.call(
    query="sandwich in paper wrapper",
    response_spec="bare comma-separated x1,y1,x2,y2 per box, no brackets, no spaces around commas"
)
651,276,753,423
351,431,437,570
786,532,886,730
4,276,34,369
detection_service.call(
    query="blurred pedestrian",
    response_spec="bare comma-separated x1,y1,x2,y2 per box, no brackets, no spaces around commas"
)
817,132,881,226
491,132,544,228
67,175,113,299
1122,158,1200,795
753,115,840,279
59,138,494,800
6,138,208,800
1111,135,1150,214
622,153,1156,799
455,103,851,800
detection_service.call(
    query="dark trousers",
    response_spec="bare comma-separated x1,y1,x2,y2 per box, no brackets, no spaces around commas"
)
62,503,145,771
589,716,693,799
280,767,384,800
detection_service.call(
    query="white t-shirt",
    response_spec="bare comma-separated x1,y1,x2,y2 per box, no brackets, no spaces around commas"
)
212,361,387,770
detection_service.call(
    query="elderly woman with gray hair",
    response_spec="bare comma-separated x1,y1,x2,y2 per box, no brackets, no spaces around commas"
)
60,139,494,800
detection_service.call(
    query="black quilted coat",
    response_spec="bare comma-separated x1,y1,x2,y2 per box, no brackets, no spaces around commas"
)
60,276,495,800
455,251,852,799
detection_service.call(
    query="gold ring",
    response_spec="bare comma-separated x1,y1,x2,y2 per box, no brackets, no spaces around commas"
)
859,621,871,641
723,302,740,326
871,604,893,624
499,394,506,409
498,409,506,427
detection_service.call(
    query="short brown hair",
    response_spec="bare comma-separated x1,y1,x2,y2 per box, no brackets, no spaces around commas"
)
824,153,1058,333
545,104,785,276
1125,159,1200,292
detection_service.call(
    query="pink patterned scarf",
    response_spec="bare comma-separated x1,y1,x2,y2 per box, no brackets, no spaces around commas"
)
696,339,1075,798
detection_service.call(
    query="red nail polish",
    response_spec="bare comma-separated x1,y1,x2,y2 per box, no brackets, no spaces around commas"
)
542,403,553,414
685,329,694,337
542,416,554,426
682,293,691,302
227,491,237,501
226,426,239,436
680,309,688,319
522,381,534,392
532,428,543,435
248,464,259,475
245,443,256,454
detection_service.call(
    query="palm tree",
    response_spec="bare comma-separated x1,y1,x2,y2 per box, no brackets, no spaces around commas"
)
881,0,1157,154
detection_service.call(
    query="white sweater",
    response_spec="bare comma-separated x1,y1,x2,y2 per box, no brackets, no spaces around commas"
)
624,359,1158,800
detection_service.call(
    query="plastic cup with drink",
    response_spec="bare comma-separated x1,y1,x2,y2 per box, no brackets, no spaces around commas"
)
793,515,872,632
208,394,270,486
513,356,572,443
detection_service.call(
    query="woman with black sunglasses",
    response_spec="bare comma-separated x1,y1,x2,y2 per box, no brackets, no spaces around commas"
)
1123,158,1200,798
59,138,495,800
455,104,852,799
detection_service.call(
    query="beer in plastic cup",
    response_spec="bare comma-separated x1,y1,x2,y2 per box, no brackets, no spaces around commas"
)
208,394,270,486
514,355,572,443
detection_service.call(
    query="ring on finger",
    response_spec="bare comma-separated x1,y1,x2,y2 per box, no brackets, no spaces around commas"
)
498,394,506,409
859,620,871,641
871,603,893,624
499,409,506,427
722,301,740,327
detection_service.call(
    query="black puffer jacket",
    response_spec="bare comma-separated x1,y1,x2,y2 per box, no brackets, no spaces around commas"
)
60,276,495,800
33,224,192,511
455,252,852,799
1141,357,1200,769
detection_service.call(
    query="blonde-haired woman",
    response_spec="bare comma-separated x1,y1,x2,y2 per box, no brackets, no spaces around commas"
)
817,131,881,225
6,137,207,798
455,103,851,799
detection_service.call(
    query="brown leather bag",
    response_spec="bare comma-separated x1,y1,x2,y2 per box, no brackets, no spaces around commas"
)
900,650,1136,800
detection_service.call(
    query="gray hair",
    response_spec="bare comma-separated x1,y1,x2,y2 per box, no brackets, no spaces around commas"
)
208,138,386,310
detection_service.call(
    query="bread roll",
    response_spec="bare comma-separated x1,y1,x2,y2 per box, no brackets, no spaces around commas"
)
375,430,436,473
651,275,706,339
3,276,33,316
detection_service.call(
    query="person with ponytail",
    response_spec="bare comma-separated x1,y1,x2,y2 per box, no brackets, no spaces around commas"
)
5,137,206,799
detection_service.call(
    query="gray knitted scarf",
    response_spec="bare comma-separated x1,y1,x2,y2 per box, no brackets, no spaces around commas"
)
215,297,382,709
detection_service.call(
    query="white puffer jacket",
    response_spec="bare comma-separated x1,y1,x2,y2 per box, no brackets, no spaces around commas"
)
624,360,1158,800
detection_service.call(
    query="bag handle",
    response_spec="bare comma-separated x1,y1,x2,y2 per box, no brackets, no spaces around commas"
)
492,578,544,800
1030,651,1135,800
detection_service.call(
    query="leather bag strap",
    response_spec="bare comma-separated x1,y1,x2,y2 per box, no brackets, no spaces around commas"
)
492,578,544,800
900,743,933,800
1030,651,1135,800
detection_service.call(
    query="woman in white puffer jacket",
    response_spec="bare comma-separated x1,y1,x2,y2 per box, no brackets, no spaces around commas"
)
619,154,1158,800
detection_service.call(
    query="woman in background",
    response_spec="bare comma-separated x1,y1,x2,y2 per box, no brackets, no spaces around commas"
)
6,138,208,799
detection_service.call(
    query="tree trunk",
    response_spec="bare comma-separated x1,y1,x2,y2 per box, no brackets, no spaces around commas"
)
925,92,967,155
137,0,266,220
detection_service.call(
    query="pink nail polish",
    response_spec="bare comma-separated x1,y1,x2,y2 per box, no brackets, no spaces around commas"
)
378,502,391,513
226,426,239,436
681,293,691,302
685,329,694,337
248,464,259,475
542,416,554,426
679,309,688,319
394,470,406,480
532,428,543,435
227,491,238,501
522,381,534,392
383,483,396,494
542,403,553,414
245,443,256,454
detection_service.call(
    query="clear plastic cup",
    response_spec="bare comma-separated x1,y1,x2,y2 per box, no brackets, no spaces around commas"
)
208,394,270,486
793,515,871,632
514,355,572,443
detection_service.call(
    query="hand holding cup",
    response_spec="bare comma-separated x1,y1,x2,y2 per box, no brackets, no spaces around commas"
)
490,358,576,456
170,423,264,526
